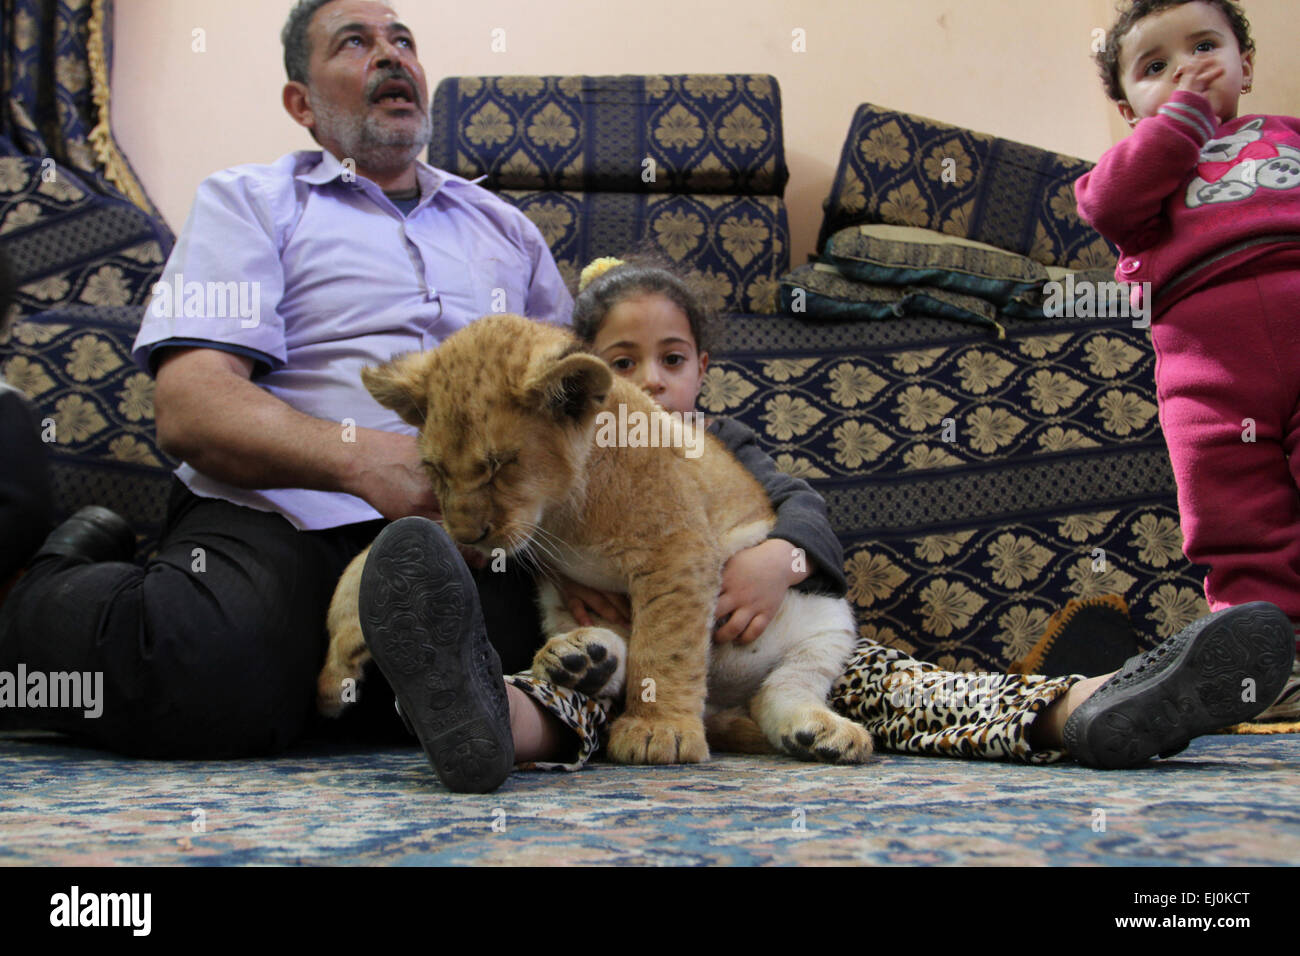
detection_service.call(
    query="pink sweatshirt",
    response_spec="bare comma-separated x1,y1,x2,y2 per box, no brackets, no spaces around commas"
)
1076,90,1300,312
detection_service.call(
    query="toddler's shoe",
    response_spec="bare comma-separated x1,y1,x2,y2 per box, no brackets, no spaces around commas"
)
359,517,514,793
1064,602,1295,769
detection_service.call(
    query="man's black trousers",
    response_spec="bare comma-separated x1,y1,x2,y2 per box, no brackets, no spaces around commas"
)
0,479,544,757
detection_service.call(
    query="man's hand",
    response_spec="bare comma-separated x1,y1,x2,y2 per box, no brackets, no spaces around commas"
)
346,429,441,522
154,346,440,521
713,537,809,645
555,572,631,628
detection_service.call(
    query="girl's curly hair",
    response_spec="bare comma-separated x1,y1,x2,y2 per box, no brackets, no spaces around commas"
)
1095,0,1254,102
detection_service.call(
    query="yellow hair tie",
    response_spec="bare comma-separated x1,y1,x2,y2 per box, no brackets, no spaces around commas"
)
578,256,625,292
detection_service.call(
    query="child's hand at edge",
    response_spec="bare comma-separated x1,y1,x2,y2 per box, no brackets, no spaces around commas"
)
555,572,631,629
713,537,810,645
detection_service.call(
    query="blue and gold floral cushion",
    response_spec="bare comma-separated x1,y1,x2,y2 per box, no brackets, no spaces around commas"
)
430,74,787,194
501,189,787,314
817,103,1117,269
707,311,1208,670
1,305,175,559
0,153,171,325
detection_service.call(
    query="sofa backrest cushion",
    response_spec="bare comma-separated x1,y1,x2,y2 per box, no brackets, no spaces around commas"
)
817,103,1117,270
430,74,788,195
429,75,791,315
499,189,788,314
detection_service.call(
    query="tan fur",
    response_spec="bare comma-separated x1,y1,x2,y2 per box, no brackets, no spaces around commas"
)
318,315,872,766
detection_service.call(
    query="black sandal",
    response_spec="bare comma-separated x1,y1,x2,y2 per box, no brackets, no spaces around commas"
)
1064,601,1295,768
360,517,515,793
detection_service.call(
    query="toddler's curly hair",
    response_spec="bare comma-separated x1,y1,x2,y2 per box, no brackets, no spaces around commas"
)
1095,0,1254,102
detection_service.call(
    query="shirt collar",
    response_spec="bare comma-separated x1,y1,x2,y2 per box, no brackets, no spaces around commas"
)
295,149,448,202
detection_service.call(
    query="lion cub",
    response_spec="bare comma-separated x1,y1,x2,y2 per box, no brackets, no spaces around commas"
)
319,315,872,766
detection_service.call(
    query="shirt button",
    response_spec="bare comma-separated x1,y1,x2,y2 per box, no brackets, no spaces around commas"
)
1120,259,1141,274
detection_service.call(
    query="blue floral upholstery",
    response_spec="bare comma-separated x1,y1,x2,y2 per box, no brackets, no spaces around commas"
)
430,75,790,314
816,103,1119,270
430,74,787,194
501,190,786,314
0,151,171,324
1,305,175,559
709,311,1209,669
1,149,174,557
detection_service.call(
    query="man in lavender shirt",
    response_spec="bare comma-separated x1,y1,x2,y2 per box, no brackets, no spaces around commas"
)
0,0,577,787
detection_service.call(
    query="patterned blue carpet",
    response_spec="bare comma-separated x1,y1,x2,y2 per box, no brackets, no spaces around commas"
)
1,731,1295,866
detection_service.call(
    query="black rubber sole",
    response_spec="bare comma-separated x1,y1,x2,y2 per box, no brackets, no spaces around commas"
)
358,517,514,793
1064,601,1295,769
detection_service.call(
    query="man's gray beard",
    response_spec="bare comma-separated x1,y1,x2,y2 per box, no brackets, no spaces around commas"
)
309,93,432,173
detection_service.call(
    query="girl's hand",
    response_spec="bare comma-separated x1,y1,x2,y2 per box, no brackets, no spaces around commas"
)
713,538,810,645
1178,58,1224,96
555,572,631,628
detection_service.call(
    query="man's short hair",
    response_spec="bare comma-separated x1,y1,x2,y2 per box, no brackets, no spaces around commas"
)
282,0,342,85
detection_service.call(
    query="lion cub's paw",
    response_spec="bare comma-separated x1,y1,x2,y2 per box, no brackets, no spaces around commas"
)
316,652,369,719
606,714,709,764
774,707,874,764
530,627,626,698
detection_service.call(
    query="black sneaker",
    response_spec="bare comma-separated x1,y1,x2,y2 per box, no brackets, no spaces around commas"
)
1064,602,1295,768
359,517,514,793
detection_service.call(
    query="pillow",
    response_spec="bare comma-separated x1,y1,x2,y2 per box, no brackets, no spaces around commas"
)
815,102,1117,269
823,224,1047,305
822,225,1122,321
778,263,1004,335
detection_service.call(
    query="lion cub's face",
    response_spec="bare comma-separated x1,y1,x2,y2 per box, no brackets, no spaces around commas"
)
363,315,612,557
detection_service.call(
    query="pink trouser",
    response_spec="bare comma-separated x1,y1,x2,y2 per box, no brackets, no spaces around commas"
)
1152,253,1300,634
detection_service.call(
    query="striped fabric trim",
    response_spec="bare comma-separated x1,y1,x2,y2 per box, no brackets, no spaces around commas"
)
1159,100,1215,142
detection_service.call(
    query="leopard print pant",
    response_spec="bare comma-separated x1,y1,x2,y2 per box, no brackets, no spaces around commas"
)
506,638,1078,771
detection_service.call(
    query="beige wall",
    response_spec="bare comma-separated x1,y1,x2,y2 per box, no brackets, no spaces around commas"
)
112,0,1300,266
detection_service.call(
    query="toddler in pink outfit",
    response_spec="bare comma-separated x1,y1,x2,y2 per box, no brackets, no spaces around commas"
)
1076,0,1300,716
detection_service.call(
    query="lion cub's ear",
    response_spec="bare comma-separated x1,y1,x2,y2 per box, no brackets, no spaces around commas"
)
361,352,432,426
525,348,612,423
